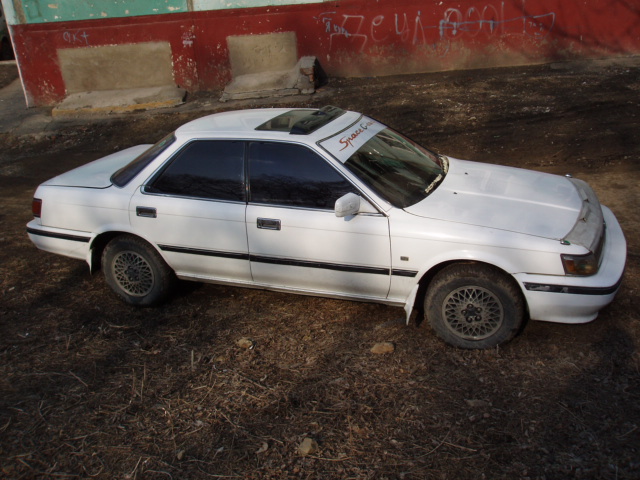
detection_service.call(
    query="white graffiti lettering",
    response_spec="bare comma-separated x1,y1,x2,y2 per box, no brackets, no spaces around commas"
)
315,2,556,57
63,31,90,46
318,12,368,52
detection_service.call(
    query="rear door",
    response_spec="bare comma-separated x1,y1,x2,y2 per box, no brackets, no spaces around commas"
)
129,140,251,283
246,141,391,299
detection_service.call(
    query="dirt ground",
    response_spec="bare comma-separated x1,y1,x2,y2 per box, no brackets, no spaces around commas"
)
1,57,639,479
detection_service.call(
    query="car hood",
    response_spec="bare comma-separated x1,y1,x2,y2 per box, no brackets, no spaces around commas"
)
404,158,590,242
42,145,151,188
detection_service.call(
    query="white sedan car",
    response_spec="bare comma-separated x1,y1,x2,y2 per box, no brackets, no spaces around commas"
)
27,107,626,348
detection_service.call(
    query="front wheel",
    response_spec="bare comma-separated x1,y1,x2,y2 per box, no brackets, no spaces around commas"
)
102,235,175,306
425,264,525,349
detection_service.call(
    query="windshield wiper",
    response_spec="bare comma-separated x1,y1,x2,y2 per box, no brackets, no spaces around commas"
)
423,155,449,196
424,173,443,196
439,154,449,173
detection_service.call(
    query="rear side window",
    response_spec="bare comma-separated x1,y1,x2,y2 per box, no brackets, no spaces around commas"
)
111,133,176,187
248,142,354,209
147,140,245,202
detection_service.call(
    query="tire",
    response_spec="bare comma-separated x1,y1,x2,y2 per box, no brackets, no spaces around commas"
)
424,264,524,349
102,235,175,306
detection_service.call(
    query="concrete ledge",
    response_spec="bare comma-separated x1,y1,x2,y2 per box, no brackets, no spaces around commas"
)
52,86,186,117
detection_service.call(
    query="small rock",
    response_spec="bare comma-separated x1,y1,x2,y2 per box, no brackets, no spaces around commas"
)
371,342,395,354
176,449,185,460
298,437,319,456
236,337,254,349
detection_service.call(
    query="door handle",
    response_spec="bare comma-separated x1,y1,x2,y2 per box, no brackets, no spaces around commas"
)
257,218,281,230
136,206,157,218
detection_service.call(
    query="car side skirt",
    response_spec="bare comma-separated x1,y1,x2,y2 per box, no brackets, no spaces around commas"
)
175,271,407,307
158,244,418,278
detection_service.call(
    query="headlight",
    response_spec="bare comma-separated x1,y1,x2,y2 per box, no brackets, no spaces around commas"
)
561,252,598,276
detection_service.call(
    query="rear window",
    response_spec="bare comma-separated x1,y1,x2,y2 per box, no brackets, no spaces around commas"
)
111,133,176,187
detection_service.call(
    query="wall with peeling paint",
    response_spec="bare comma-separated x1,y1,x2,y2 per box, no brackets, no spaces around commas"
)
192,0,325,13
3,0,323,24
2,0,639,106
25,1,186,23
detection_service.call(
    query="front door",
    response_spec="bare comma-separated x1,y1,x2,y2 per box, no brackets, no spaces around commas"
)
246,141,391,299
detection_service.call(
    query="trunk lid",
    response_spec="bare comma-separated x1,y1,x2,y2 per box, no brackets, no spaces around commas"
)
42,145,151,189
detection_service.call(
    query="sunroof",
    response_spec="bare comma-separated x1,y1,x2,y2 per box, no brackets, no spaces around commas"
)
255,110,316,132
255,106,346,135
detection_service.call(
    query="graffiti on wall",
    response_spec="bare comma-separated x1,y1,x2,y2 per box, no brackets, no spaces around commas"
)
316,2,555,56
63,31,90,46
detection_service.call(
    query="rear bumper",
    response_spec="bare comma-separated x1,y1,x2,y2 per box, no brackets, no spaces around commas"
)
514,206,626,324
27,221,92,262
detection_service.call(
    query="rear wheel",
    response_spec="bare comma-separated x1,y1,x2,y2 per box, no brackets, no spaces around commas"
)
425,264,524,349
102,235,175,306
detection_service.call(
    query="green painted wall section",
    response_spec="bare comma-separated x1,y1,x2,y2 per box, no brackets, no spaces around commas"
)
19,0,187,23
1,0,325,25
192,0,323,11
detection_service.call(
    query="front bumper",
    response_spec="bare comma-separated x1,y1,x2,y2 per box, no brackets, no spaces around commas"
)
514,206,626,324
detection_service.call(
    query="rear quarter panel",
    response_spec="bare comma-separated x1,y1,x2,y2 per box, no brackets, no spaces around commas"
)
37,185,133,233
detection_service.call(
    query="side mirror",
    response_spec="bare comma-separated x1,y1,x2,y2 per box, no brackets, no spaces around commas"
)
335,192,361,217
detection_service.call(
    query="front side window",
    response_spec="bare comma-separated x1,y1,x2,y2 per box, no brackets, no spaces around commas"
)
248,142,354,209
147,140,245,202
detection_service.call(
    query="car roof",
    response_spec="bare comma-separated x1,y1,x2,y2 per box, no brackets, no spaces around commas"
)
174,107,363,143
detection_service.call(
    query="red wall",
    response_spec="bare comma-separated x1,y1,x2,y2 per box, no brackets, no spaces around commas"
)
10,0,640,106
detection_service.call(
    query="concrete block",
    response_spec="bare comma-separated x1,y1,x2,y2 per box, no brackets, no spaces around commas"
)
58,42,174,93
227,32,297,77
220,56,326,102
52,86,186,117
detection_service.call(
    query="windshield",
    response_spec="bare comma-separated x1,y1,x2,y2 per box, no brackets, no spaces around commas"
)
338,127,447,208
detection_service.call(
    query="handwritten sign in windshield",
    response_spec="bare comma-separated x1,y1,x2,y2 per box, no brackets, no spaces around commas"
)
320,118,386,163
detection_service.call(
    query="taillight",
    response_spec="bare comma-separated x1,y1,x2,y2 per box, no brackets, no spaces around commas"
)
32,198,42,218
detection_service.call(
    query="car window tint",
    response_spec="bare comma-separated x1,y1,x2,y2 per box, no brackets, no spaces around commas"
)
148,141,245,201
248,142,354,209
112,133,176,187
